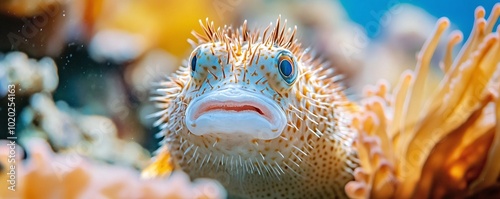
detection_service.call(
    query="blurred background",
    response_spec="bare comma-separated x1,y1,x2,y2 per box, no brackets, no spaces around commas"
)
0,0,498,169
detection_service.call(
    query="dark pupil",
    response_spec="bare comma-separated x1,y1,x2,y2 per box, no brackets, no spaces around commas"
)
191,55,197,71
280,59,293,77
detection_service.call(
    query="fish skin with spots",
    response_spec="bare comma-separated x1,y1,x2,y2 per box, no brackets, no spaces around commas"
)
145,17,359,198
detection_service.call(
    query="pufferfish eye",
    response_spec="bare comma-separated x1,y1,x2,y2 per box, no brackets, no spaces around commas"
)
277,52,297,84
190,52,198,73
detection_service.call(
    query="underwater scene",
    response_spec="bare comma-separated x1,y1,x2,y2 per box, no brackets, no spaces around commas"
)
0,0,499,198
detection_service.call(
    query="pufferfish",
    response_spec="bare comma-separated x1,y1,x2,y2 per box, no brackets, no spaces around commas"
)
144,17,359,198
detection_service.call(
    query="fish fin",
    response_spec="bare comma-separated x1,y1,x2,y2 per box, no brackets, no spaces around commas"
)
141,147,176,179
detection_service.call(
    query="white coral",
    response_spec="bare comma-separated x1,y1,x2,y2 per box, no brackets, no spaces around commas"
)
0,51,58,97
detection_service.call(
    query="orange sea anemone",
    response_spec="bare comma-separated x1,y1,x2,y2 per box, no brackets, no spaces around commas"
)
346,4,500,199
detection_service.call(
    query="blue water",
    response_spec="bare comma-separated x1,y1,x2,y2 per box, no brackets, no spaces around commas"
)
339,0,499,39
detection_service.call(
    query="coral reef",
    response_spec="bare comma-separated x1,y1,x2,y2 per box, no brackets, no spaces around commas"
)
0,139,226,199
20,93,151,169
346,4,500,198
0,50,226,198
0,52,58,97
0,52,224,198
1,1,499,199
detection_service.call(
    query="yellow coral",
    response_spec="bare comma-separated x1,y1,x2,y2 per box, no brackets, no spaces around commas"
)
346,4,500,198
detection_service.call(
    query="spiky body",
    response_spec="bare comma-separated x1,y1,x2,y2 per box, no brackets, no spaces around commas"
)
152,18,358,198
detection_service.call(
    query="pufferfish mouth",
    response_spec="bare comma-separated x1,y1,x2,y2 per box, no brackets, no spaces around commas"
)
194,102,272,121
185,88,287,140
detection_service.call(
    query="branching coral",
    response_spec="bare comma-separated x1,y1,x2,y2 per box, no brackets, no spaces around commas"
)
0,139,226,199
346,4,500,199
20,92,151,169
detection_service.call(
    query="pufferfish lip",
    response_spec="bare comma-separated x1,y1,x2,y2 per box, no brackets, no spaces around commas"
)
185,88,287,140
193,101,272,122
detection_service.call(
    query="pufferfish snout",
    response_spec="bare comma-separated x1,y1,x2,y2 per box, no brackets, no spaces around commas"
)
185,86,288,140
148,17,358,198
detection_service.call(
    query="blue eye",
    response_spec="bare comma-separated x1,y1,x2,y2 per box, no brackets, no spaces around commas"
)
190,53,197,72
278,53,296,84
